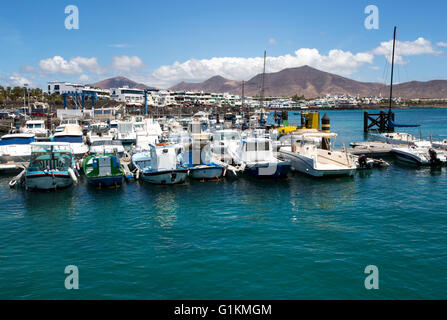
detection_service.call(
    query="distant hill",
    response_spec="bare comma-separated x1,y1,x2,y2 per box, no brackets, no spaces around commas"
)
169,65,447,99
90,76,155,90
170,75,241,93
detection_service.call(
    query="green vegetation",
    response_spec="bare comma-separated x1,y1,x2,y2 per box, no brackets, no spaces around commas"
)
0,85,64,106
291,94,305,102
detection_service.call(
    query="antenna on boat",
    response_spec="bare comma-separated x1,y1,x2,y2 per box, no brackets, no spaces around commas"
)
389,26,397,113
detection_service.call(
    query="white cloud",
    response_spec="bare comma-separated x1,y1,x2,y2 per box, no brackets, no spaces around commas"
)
39,56,102,74
79,74,89,82
112,55,143,71
372,37,440,64
149,48,374,87
9,73,32,86
437,42,447,48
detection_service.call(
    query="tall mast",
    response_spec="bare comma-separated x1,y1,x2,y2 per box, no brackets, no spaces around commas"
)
389,26,397,112
260,50,266,109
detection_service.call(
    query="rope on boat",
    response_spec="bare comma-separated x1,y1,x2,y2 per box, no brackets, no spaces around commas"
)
9,167,26,188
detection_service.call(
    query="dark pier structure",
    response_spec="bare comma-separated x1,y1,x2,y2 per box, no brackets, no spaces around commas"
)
363,110,395,133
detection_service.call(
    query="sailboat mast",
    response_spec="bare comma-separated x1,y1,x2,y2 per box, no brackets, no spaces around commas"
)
389,26,397,111
260,50,266,108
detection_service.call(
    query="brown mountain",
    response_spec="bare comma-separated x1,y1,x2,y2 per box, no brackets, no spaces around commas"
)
170,75,241,93
90,76,155,90
169,66,447,99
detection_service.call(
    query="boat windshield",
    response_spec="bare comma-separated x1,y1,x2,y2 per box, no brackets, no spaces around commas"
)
53,136,83,143
91,140,122,146
29,151,72,171
245,141,270,151
27,123,42,128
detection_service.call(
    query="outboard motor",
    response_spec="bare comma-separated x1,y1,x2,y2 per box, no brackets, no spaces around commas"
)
358,154,369,168
428,148,441,166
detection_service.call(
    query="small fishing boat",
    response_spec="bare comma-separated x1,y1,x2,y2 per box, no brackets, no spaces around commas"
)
83,155,125,187
391,141,447,166
0,133,35,163
25,142,78,190
183,148,224,180
132,144,187,185
233,137,290,178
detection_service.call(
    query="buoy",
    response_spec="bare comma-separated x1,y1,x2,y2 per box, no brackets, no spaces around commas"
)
321,113,330,133
68,168,78,184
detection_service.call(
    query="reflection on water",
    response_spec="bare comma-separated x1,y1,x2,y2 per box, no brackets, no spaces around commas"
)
1,109,447,299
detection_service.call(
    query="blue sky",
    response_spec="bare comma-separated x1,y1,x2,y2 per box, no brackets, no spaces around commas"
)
0,0,446,89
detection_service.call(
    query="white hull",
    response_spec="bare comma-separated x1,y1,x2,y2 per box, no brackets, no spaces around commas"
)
391,148,430,165
0,145,32,163
281,150,356,177
71,144,89,159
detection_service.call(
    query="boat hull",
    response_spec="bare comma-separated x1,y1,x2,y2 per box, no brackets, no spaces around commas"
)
391,149,428,165
281,150,356,177
87,176,124,187
142,169,188,185
25,172,73,190
188,166,224,180
245,161,290,178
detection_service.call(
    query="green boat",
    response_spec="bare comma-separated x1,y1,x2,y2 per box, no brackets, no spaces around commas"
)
83,155,125,188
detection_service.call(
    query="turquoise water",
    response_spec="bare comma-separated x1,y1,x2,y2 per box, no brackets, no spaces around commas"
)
1,108,446,299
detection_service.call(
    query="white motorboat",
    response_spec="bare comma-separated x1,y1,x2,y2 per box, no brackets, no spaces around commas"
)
52,124,89,159
116,121,136,144
133,118,162,152
21,120,49,137
391,141,447,166
86,122,113,144
233,137,290,178
89,139,125,158
280,132,357,177
370,132,420,145
0,133,35,163
432,139,447,150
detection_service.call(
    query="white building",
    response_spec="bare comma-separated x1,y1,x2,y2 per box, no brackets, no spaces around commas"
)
110,86,147,106
47,82,109,98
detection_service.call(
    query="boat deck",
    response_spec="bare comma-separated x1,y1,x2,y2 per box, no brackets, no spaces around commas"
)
348,141,447,158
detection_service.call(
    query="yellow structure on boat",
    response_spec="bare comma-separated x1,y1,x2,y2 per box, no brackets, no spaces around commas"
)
276,112,322,135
